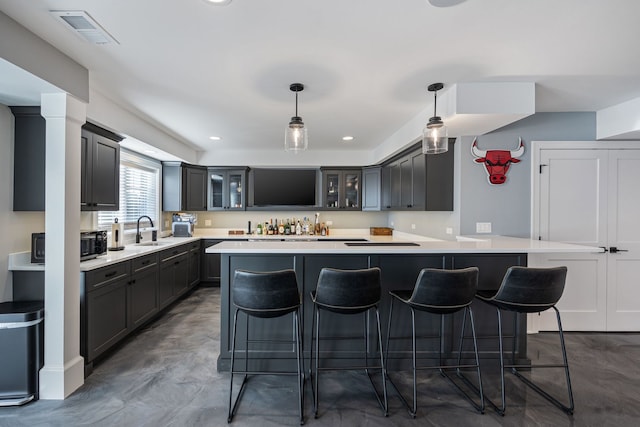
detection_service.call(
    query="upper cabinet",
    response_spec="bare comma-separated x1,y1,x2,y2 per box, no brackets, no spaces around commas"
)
81,123,122,211
208,168,247,211
381,140,455,211
11,107,46,211
162,162,208,212
10,107,122,212
320,168,361,210
362,167,381,211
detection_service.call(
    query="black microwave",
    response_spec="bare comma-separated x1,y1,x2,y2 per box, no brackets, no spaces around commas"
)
31,231,108,263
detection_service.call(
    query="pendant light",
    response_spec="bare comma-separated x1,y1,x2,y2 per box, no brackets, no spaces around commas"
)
284,83,308,152
422,82,449,155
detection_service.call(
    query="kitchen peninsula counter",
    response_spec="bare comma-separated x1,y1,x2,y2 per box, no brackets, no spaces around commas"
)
207,234,600,371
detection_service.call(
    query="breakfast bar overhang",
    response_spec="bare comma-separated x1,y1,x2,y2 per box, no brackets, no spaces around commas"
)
207,235,601,371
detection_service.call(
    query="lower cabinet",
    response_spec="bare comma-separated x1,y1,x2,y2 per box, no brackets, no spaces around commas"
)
129,253,159,329
83,262,130,363
188,240,201,288
159,244,190,309
82,241,198,371
201,239,222,284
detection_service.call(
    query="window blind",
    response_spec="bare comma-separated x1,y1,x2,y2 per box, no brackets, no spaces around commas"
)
98,149,160,230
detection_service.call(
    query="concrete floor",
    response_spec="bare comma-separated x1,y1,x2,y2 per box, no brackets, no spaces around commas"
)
1,287,639,426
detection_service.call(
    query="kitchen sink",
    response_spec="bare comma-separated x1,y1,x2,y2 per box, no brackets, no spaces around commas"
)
136,241,169,246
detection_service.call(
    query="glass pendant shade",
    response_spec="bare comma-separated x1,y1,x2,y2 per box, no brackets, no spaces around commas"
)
422,120,448,154
284,83,308,152
422,82,448,155
284,116,308,151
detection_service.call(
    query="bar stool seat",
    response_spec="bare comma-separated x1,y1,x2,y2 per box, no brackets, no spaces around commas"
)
227,269,304,424
310,267,388,418
475,266,574,415
385,267,484,418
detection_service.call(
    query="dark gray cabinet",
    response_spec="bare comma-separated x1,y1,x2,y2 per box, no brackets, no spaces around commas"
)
362,167,381,211
129,253,159,329
381,140,454,211
321,168,361,210
10,109,121,211
159,244,190,309
81,124,122,211
83,262,130,362
208,168,247,210
201,239,222,284
163,162,208,211
188,240,201,288
10,107,46,211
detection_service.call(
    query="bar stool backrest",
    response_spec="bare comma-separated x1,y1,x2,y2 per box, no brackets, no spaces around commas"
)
409,267,479,314
315,267,381,313
233,269,301,318
491,266,567,313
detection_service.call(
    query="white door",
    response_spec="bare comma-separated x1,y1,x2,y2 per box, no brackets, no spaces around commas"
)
533,143,640,331
606,150,640,330
535,149,608,331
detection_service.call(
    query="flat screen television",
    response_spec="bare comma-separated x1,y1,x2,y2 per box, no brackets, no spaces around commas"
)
250,168,317,207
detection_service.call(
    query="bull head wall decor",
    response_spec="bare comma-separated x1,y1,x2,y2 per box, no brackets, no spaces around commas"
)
471,138,524,185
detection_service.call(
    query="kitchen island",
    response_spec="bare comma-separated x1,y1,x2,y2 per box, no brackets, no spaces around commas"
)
206,234,600,371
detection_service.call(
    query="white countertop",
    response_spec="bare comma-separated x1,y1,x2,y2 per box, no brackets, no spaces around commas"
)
204,231,602,255
9,236,201,272
8,229,602,273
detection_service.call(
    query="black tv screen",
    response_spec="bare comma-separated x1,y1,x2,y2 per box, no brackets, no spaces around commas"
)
251,169,317,206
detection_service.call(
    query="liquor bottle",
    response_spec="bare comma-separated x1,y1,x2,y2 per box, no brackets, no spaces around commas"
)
321,222,326,236
278,219,285,235
285,219,291,235
295,220,302,235
256,223,263,235
314,213,320,235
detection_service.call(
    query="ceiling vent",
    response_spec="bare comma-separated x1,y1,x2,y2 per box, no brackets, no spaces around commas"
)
50,10,118,45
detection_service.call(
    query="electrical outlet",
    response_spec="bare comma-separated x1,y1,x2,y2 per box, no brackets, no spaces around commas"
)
446,227,453,235
411,223,416,230
204,219,212,226
390,221,394,227
476,222,492,233
326,220,333,226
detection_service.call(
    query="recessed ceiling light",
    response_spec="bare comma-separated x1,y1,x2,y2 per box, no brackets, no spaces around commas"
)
342,136,355,142
209,136,222,141
203,0,232,5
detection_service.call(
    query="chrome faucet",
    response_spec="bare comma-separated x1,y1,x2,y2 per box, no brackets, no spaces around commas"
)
136,216,154,243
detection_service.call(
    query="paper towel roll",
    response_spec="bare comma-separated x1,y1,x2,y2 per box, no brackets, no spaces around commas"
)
111,219,124,249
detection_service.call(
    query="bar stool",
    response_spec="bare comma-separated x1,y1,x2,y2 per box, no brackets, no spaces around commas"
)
475,266,574,415
385,267,484,418
310,267,388,418
227,269,304,424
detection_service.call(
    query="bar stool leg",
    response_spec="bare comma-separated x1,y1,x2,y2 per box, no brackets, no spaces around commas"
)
374,307,389,416
509,307,575,414
228,308,248,423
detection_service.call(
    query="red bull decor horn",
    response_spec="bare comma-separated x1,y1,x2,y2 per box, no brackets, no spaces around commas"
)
471,138,524,185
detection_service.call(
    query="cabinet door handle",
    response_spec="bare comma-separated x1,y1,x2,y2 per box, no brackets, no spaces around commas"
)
142,260,150,266
610,247,629,253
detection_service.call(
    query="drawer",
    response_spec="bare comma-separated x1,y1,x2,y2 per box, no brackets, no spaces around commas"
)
188,240,201,252
132,253,158,273
85,262,129,291
160,245,189,262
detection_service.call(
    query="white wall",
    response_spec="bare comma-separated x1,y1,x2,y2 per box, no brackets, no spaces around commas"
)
0,104,44,301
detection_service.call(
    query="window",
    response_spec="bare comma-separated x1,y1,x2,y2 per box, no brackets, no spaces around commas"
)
98,149,160,230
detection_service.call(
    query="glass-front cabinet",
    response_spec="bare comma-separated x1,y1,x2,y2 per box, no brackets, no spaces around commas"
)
208,168,247,211
321,168,361,210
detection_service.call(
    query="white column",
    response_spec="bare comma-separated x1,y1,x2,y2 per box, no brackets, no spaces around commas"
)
39,93,86,399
